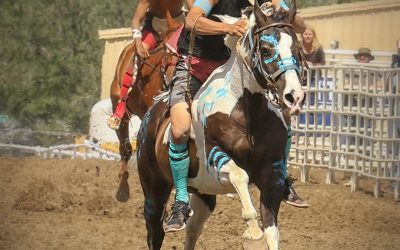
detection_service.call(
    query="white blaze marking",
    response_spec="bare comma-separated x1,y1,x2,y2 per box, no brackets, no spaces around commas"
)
278,33,301,94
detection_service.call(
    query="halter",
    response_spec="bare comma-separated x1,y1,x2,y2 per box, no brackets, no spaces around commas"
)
248,22,301,95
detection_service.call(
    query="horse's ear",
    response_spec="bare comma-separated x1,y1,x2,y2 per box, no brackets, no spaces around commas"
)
286,0,297,23
242,6,253,19
254,0,272,26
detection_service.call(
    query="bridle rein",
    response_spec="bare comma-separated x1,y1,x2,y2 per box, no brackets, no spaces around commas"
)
136,45,178,91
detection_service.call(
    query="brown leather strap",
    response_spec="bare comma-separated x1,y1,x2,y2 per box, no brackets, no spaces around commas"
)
186,14,203,105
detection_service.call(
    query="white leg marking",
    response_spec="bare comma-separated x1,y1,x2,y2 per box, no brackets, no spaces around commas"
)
226,160,263,240
264,225,280,250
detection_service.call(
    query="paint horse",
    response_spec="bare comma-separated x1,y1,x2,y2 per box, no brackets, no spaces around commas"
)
136,1,305,249
109,14,183,202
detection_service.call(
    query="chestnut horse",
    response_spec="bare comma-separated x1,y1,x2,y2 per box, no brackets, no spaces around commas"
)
109,13,183,202
136,1,305,249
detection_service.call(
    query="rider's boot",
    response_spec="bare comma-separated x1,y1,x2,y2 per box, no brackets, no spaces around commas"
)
108,67,134,130
283,177,309,208
164,141,193,233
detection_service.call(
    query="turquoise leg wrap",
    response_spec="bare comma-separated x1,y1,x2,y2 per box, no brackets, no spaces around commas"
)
169,141,189,203
282,126,291,179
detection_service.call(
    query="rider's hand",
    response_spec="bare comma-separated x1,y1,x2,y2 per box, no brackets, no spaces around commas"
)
135,39,150,59
226,20,248,37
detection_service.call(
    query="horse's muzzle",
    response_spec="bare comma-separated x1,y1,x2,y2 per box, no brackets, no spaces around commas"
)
283,89,305,116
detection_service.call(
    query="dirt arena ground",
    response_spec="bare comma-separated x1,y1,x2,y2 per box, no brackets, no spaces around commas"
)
0,156,399,250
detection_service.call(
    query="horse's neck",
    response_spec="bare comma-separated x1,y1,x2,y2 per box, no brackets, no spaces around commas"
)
227,50,288,129
193,50,258,127
226,50,265,97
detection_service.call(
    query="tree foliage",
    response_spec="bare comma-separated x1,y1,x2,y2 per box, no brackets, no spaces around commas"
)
0,0,137,133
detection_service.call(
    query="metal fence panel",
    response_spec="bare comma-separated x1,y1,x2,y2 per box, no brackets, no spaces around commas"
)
290,66,400,199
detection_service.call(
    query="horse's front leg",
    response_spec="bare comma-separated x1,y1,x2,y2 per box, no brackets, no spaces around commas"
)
225,160,264,240
115,116,132,202
254,162,286,250
184,193,216,250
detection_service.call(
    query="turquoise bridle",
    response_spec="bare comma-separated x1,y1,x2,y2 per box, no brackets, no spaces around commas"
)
249,22,301,90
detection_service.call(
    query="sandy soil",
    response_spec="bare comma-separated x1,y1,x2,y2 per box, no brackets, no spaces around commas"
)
0,156,399,250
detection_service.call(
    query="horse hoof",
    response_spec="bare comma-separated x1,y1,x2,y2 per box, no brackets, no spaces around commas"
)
116,171,130,202
242,238,268,250
107,117,121,130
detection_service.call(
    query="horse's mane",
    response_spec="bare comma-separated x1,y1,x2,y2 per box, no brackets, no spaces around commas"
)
213,12,256,51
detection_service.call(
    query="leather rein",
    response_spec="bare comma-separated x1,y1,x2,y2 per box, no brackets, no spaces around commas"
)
136,45,177,91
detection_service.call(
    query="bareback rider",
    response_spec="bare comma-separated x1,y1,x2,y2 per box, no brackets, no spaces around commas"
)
164,0,309,233
107,0,190,130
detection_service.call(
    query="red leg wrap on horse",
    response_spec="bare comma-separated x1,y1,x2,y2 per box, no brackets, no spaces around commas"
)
113,100,127,119
122,71,133,85
113,68,134,119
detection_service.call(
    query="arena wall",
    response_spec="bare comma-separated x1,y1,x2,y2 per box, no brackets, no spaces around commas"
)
301,0,400,54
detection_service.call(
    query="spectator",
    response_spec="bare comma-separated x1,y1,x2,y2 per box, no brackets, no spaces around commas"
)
301,25,325,67
391,39,400,68
353,47,374,64
299,25,325,125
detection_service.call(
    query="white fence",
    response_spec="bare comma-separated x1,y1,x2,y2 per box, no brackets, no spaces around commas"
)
0,143,120,161
289,65,400,200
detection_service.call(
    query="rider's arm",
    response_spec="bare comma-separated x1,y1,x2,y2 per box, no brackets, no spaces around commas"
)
186,0,195,9
185,0,247,36
130,0,150,39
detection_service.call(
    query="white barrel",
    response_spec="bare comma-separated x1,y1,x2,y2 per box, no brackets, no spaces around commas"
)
89,99,141,143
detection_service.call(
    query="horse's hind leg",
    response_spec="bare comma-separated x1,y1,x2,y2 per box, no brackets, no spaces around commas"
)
143,195,169,250
115,117,132,202
184,193,216,250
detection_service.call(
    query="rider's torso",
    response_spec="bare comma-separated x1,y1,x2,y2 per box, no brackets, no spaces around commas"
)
178,0,251,61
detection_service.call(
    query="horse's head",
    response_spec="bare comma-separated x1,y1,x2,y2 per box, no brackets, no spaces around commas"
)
163,9,184,56
249,0,305,115
147,9,183,87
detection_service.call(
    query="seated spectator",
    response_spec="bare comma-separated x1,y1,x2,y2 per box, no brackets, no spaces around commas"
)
353,47,374,64
391,39,400,68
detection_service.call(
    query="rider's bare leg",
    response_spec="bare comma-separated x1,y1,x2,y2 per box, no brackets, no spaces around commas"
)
164,102,193,232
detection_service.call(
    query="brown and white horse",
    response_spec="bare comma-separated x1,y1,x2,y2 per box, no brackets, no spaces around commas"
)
136,1,305,249
109,13,183,202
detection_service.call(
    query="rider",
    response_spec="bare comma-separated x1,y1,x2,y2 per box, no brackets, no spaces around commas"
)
107,0,188,130
164,0,308,233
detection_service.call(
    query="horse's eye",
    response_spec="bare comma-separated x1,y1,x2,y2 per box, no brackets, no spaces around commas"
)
261,47,272,57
